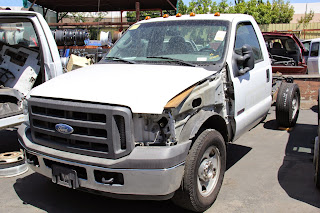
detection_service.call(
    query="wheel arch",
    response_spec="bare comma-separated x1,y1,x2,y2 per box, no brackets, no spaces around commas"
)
179,110,230,146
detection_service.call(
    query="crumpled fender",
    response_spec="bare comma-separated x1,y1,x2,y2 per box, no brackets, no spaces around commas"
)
178,110,229,144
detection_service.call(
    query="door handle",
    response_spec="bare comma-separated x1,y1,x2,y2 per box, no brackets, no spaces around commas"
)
266,69,270,82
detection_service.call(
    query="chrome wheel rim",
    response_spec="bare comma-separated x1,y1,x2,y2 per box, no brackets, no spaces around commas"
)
197,146,221,197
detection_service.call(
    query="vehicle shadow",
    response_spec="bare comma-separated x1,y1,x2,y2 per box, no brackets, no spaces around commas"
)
265,120,320,208
0,127,20,152
12,144,251,213
310,105,318,114
226,143,252,170
14,173,192,213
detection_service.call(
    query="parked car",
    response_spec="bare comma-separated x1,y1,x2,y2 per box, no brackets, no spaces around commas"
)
302,38,320,74
263,32,308,74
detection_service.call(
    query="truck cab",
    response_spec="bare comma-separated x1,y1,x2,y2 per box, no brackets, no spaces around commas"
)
18,13,298,212
0,11,63,129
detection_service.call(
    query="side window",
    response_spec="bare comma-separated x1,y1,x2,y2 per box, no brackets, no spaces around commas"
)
303,41,311,52
0,20,38,47
310,42,319,57
235,22,263,62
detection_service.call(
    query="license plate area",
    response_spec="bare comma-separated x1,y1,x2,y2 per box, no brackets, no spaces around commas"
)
52,164,79,189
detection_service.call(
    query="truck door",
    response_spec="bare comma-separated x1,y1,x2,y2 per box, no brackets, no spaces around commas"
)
307,41,320,74
230,21,272,140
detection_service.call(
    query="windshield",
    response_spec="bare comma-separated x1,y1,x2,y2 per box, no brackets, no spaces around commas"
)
0,18,38,48
105,20,229,66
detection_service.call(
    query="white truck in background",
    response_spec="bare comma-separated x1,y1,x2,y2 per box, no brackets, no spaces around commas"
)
18,13,300,212
0,10,63,129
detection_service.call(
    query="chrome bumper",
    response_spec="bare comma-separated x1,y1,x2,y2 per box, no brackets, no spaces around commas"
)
18,124,188,197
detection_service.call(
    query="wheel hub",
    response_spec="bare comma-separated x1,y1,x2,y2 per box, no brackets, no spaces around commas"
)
198,159,215,182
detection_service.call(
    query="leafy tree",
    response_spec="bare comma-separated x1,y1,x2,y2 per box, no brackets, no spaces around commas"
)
209,2,219,13
125,0,295,24
219,0,230,13
70,12,86,23
297,10,314,29
194,0,212,14
270,0,294,23
233,1,247,14
178,0,188,14
93,12,108,23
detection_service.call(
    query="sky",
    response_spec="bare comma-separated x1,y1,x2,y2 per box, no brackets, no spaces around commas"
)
2,0,320,7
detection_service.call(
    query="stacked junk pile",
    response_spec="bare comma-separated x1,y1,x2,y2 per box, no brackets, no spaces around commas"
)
51,29,114,72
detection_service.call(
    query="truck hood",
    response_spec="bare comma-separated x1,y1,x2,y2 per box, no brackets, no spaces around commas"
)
30,64,215,114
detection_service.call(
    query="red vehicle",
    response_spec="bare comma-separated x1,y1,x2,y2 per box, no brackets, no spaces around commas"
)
263,32,307,74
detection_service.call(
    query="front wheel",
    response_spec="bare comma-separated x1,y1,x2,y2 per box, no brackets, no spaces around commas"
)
172,129,226,212
276,82,300,127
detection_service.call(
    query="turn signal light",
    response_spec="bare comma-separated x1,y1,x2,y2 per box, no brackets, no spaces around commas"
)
176,13,182,17
145,16,151,20
163,14,169,18
190,12,196,16
214,12,220,16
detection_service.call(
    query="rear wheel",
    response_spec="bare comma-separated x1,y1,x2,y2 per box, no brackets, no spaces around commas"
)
276,82,300,127
172,129,226,212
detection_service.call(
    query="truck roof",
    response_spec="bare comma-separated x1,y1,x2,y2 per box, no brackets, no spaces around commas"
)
0,10,38,16
137,13,254,24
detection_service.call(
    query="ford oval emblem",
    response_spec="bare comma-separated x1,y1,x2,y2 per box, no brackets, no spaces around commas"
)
55,124,74,134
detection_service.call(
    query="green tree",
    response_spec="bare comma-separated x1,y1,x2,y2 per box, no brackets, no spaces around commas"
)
93,12,108,22
297,10,315,29
178,0,188,14
209,2,219,13
217,0,230,13
233,1,247,14
193,0,212,14
270,0,294,23
70,12,86,23
126,0,295,24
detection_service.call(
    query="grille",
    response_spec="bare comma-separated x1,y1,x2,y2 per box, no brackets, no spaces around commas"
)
28,97,133,159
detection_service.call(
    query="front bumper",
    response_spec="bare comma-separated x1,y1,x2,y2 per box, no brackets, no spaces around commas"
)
18,123,191,198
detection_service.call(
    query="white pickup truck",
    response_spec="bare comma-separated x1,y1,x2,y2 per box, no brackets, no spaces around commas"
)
0,10,63,129
18,13,300,212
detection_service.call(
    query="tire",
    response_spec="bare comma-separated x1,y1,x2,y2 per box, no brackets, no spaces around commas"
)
172,129,226,212
276,82,300,127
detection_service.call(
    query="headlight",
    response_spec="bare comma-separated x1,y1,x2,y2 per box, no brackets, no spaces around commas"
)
133,112,176,146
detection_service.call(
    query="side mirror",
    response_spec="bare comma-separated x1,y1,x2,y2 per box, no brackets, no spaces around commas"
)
233,44,255,75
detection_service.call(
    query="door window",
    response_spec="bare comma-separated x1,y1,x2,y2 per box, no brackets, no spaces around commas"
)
235,22,263,62
310,42,319,57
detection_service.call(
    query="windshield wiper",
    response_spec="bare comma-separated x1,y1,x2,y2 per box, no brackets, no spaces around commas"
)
146,56,196,67
104,56,136,64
